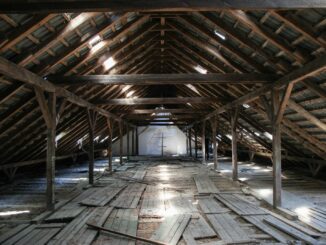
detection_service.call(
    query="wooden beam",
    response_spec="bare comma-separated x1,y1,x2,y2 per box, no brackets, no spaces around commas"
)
202,120,206,165
49,73,275,86
127,125,130,160
46,92,56,210
195,127,198,159
115,109,209,114
132,128,135,156
287,99,326,131
126,115,200,120
1,1,325,13
119,122,123,165
106,118,114,172
87,109,97,185
0,14,55,51
0,57,131,125
230,107,239,181
302,80,326,99
34,87,52,129
96,97,215,105
275,82,294,124
210,116,218,170
271,88,282,207
188,129,192,157
135,127,139,155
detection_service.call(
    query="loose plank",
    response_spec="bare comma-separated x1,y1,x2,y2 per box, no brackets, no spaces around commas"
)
94,208,138,245
263,216,319,245
110,183,146,208
214,193,267,216
206,213,252,244
48,206,113,244
151,214,191,245
194,175,219,194
198,197,229,214
80,185,126,207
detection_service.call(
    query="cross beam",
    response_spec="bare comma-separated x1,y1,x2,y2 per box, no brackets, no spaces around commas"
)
48,73,277,86
1,1,325,13
114,109,209,114
95,97,215,105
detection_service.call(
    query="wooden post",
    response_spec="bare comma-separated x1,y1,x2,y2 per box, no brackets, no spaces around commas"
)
34,88,57,210
186,131,189,155
249,151,255,162
132,128,135,156
136,127,139,155
87,109,97,185
119,122,123,165
230,107,239,181
127,125,130,161
202,121,206,165
272,88,282,207
195,127,198,159
188,129,192,157
270,83,292,207
210,116,218,170
106,118,114,172
46,92,56,210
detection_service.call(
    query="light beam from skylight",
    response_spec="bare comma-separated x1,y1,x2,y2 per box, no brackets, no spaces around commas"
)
194,65,207,74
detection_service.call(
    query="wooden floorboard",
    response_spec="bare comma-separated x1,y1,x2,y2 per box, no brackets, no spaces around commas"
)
94,208,138,245
151,214,191,245
194,175,219,194
110,183,146,209
1,158,324,245
80,185,126,207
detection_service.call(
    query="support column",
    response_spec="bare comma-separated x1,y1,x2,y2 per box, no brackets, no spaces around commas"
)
270,83,293,207
272,88,282,207
186,131,189,155
136,127,139,155
46,92,56,210
210,116,218,170
87,109,97,185
127,125,130,161
188,129,192,157
230,107,239,181
106,118,114,173
195,127,198,159
34,88,56,210
119,122,123,165
202,121,206,165
132,128,135,156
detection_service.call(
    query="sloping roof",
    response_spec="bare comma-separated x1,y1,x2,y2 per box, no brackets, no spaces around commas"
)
0,8,325,170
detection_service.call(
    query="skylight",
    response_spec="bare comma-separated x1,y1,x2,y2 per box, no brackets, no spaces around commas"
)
194,65,207,74
88,35,102,47
186,84,201,95
264,132,273,140
126,90,135,98
103,57,116,70
214,29,226,40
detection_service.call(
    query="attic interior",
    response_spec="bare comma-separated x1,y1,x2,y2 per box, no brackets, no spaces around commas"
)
0,1,326,244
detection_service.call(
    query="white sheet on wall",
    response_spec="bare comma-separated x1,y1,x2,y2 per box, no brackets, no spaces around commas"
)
138,126,187,156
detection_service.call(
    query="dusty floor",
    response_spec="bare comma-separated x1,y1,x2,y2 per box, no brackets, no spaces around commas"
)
0,156,325,244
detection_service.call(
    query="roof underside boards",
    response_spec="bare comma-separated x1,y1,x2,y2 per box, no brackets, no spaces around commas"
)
0,7,325,170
